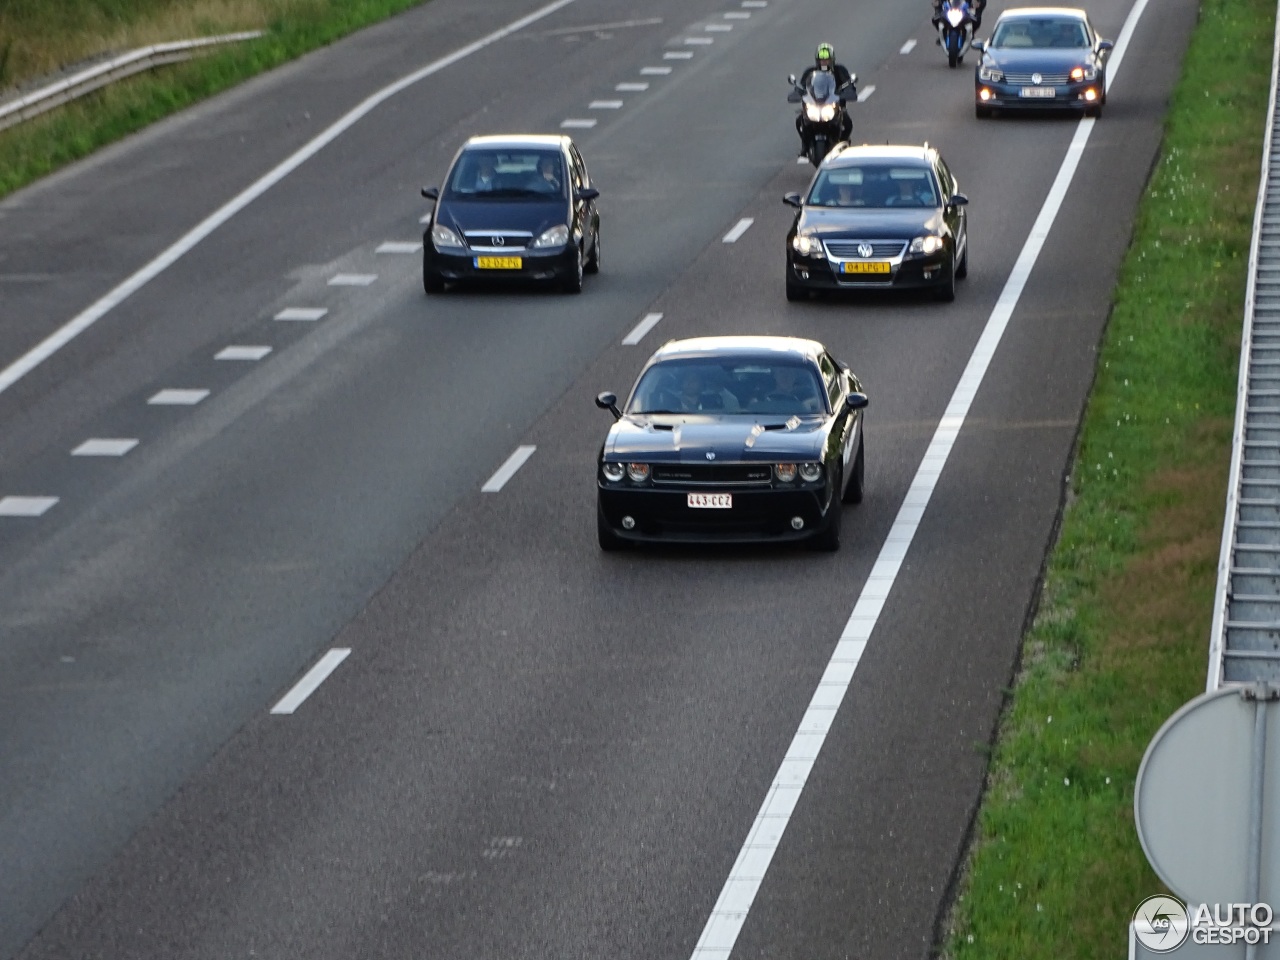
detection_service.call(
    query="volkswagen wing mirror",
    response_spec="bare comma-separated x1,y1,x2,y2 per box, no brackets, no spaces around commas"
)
421,186,440,201
1098,39,1114,51
783,192,803,208
576,187,600,202
950,193,970,206
596,391,621,419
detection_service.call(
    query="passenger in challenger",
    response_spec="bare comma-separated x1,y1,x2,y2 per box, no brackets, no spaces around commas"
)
768,365,824,413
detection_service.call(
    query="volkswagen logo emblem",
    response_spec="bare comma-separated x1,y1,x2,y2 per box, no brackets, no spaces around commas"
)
492,236,505,246
1032,72,1042,84
857,242,873,258
706,452,716,460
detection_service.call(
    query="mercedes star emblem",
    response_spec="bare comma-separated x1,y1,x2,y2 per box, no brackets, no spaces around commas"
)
493,236,505,246
857,242,873,258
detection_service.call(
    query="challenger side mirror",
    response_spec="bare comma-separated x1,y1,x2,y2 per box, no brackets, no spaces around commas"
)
596,391,621,419
421,186,439,200
950,193,969,206
1098,39,1114,51
783,192,803,208
845,392,869,413
971,39,985,52
576,187,600,202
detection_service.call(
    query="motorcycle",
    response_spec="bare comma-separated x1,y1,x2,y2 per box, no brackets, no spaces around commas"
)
787,70,856,168
937,0,975,68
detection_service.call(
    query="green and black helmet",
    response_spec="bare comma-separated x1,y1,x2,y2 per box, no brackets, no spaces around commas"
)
815,42,835,68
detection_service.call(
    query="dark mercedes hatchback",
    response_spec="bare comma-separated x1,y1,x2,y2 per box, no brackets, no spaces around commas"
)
421,134,601,294
784,143,969,302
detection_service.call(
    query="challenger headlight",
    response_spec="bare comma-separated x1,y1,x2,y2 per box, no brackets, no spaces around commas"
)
602,462,625,482
910,235,946,255
978,64,1004,82
799,462,823,482
431,223,464,249
626,463,650,483
775,463,798,483
792,233,820,256
1069,65,1097,81
946,8,964,26
532,224,570,248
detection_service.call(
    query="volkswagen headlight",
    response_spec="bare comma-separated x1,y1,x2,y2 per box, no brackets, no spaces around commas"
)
532,224,570,248
792,233,820,256
910,235,945,255
1069,65,1097,81
799,462,823,482
431,223,464,249
601,462,625,482
978,64,1004,82
946,8,964,26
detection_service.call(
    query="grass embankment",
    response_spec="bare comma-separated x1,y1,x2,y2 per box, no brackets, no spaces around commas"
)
943,0,1274,956
0,0,431,198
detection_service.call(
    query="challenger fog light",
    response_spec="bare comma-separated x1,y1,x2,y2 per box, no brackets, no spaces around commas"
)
626,463,650,482
621,516,636,530
775,463,798,483
979,88,992,101
1084,87,1098,102
791,516,805,530
800,270,810,280
602,462,625,482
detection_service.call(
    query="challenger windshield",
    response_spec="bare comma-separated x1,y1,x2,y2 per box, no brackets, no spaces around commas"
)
628,359,827,416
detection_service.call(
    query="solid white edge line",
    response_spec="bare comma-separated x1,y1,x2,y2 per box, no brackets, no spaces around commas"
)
857,85,876,102
482,445,537,492
270,648,351,715
686,0,1153,955
622,312,663,345
0,0,578,398
722,218,754,243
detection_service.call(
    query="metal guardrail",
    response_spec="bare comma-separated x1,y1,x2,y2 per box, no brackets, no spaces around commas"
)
1208,1,1280,689
0,31,264,133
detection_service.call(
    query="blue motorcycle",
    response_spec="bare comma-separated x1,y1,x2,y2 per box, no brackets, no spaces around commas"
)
938,0,975,68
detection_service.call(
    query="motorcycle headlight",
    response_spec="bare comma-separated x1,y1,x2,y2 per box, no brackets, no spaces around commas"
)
978,65,1004,82
1069,65,1097,81
792,233,820,256
431,223,464,249
799,462,823,482
532,224,570,248
946,8,964,26
775,463,798,483
601,462,625,482
910,235,945,255
804,103,823,121
626,463,650,483
819,104,836,122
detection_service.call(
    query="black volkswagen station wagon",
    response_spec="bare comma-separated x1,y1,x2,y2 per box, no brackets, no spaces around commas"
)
594,336,868,552
783,143,969,302
421,134,601,293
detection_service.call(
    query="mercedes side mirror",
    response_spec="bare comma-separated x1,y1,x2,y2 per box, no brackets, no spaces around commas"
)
845,392,869,413
783,192,803,208
421,186,439,201
576,187,600,202
596,391,621,419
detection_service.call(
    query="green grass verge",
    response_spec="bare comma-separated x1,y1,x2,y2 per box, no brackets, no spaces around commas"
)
0,0,430,199
942,0,1274,956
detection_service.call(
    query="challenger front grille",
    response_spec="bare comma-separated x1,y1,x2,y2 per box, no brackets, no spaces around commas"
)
651,463,773,485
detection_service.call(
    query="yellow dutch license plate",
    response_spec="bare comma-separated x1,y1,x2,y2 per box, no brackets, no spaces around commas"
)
843,261,891,275
475,256,523,270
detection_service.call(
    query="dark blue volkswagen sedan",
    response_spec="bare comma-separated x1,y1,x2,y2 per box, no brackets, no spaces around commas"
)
421,134,600,294
594,337,868,551
973,7,1113,118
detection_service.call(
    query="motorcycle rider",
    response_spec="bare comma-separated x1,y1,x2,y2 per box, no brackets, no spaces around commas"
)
932,0,986,33
795,42,854,156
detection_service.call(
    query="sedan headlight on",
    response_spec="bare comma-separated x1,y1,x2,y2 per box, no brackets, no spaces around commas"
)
792,233,821,256
909,234,946,255
532,224,571,248
601,462,625,482
799,462,823,482
978,64,1004,82
775,463,798,483
1069,65,1098,81
431,223,464,249
626,463,650,483
804,103,837,122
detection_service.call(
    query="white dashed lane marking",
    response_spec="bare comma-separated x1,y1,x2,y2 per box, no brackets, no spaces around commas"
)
643,65,675,74
561,118,598,128
482,445,537,493
857,85,876,102
741,0,767,6
590,100,624,109
72,439,138,457
328,273,377,286
270,648,351,715
0,496,58,517
724,11,750,18
684,36,714,45
274,307,328,321
722,218,754,243
705,23,732,31
215,345,272,361
796,157,809,164
616,82,649,91
148,389,209,406
376,241,423,254
622,312,663,345
900,38,917,54
663,51,693,59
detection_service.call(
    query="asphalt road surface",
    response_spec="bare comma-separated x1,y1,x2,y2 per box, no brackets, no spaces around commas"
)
0,0,1198,956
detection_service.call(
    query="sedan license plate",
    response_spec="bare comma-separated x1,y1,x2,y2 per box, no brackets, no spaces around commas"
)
475,256,523,269
1019,86,1056,98
842,261,891,275
688,493,732,509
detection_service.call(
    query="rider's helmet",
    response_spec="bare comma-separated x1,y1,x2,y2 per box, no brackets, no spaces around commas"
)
815,42,835,71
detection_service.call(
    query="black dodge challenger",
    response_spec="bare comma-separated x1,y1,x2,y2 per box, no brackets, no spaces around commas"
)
594,336,868,551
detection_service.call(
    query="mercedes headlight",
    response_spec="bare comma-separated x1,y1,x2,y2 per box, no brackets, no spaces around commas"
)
431,223,464,249
978,64,1004,82
792,233,821,256
910,234,945,255
602,462,625,482
532,224,570,248
1069,65,1097,81
946,8,964,26
799,462,823,482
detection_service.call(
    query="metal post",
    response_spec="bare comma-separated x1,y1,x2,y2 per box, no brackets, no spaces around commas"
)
1246,685,1272,960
